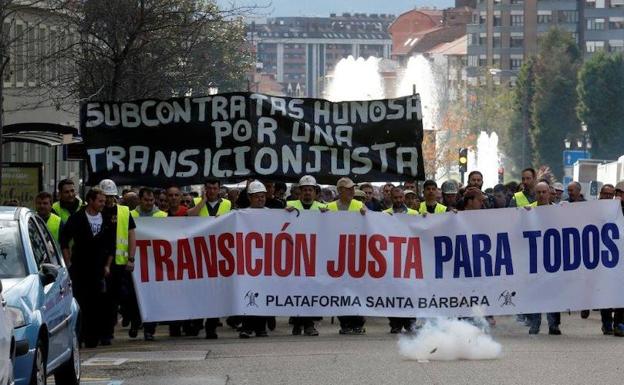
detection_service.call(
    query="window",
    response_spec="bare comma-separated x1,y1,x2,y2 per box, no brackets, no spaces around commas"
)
3,22,12,85
609,17,624,29
0,221,27,278
510,35,524,48
468,55,478,67
610,40,624,52
493,15,502,27
538,13,552,24
559,10,578,24
479,56,487,66
35,217,61,266
479,14,486,24
511,15,524,26
586,0,596,8
27,26,36,85
469,33,478,46
15,23,24,84
28,218,50,267
613,0,624,7
493,33,502,48
479,33,487,46
492,55,501,68
587,18,605,30
511,0,524,4
511,57,523,70
586,41,605,53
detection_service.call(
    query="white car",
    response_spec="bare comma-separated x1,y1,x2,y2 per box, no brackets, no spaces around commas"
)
0,282,15,385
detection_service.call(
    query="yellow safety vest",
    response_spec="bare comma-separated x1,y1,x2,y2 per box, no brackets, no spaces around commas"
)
326,199,364,212
287,200,326,211
383,207,418,215
130,209,168,218
115,205,131,265
513,191,533,208
193,197,232,217
529,201,538,208
46,213,62,243
52,198,83,224
418,202,447,215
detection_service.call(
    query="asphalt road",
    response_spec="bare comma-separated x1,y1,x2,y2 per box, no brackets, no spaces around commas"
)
75,312,624,385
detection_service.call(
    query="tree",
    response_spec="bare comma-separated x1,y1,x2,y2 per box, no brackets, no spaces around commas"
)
577,51,624,160
66,0,254,102
530,28,581,178
499,57,536,178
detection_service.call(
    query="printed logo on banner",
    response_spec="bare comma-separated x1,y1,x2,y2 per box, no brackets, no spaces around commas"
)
498,290,516,307
245,290,260,307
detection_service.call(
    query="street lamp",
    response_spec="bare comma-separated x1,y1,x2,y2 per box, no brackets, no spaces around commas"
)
564,138,571,149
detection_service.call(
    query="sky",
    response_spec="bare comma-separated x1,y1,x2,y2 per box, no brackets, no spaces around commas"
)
217,0,455,18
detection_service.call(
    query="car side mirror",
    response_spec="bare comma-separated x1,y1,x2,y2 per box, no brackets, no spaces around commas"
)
39,263,59,286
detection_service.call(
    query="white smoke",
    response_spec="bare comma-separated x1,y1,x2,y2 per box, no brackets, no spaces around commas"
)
398,318,502,361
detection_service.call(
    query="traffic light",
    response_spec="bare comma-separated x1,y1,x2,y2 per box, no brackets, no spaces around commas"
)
458,148,468,173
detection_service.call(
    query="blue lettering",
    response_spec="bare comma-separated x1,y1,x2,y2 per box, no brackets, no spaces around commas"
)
562,227,581,271
543,229,561,273
582,225,600,269
601,223,619,268
454,235,472,278
523,231,542,274
472,234,493,277
495,233,513,275
434,236,453,279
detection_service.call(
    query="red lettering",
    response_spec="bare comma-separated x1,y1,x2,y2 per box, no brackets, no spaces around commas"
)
235,232,245,275
193,236,217,278
389,236,407,278
274,233,294,277
328,234,347,277
347,235,366,278
404,237,423,279
245,232,263,276
368,234,387,278
295,234,316,276
137,240,151,282
218,233,235,277
153,239,174,281
176,238,197,280
264,233,273,276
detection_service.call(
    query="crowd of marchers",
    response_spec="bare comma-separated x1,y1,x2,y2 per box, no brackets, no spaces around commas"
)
11,167,624,348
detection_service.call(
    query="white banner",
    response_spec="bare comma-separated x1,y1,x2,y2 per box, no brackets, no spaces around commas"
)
133,200,624,322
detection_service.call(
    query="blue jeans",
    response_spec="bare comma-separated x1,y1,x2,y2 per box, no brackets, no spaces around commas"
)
528,313,560,331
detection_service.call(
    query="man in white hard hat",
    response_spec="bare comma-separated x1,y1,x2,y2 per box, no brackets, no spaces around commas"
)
285,175,325,336
239,181,271,339
552,182,564,203
98,179,138,344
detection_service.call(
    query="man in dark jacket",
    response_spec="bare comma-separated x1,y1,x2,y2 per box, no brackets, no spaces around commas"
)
60,187,116,348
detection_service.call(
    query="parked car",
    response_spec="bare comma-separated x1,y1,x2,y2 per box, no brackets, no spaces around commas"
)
0,281,15,385
0,207,80,385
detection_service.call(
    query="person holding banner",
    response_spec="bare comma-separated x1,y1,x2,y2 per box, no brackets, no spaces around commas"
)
130,187,167,341
525,182,562,335
597,184,624,336
189,179,233,340
384,187,417,333
404,190,420,211
60,187,115,348
418,180,448,214
239,181,272,339
52,179,83,224
35,191,63,243
99,179,139,343
285,175,327,336
509,168,537,207
326,177,367,335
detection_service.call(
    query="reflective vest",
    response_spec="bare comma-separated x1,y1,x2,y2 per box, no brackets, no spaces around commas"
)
326,199,364,212
383,207,418,215
193,197,232,217
130,208,168,218
418,202,447,215
46,214,62,242
287,200,326,211
514,191,533,208
115,205,131,265
529,201,538,208
52,198,83,224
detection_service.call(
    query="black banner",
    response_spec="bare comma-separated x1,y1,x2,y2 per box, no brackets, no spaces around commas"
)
80,92,424,186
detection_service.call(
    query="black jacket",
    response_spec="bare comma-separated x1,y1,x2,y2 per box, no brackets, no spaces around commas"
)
60,208,116,288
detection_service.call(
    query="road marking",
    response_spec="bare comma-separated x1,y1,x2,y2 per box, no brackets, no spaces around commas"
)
51,379,123,385
83,350,209,365
82,358,128,366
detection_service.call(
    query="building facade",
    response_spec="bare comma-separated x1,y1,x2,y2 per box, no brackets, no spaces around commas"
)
248,14,394,98
467,0,624,84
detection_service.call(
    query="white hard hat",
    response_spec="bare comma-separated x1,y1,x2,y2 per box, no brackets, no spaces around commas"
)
299,175,317,187
98,179,118,196
248,180,267,195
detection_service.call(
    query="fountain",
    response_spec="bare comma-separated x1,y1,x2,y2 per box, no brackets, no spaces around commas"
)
325,56,384,101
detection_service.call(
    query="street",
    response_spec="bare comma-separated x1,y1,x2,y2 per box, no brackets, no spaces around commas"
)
78,312,624,385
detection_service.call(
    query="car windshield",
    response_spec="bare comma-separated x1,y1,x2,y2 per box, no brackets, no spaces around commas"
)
0,220,27,278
